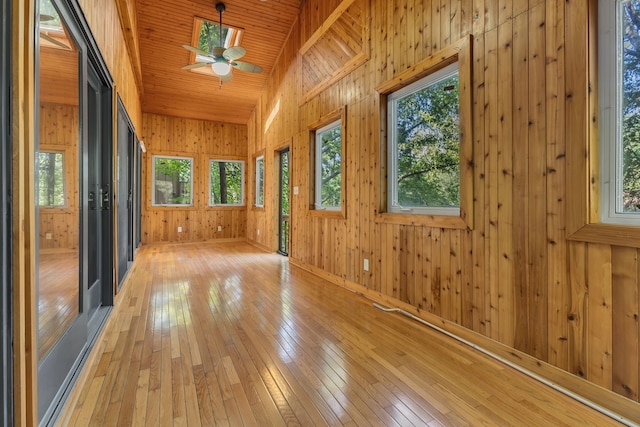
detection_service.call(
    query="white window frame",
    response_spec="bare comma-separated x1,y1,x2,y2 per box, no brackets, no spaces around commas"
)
387,61,461,216
315,119,342,211
255,155,264,208
152,155,194,207
599,0,640,224
209,158,245,207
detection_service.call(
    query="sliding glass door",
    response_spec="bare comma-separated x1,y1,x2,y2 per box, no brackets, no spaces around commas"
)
35,0,113,423
1,0,12,424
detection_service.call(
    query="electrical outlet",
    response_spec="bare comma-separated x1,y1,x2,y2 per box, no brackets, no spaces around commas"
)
217,225,222,231
257,229,260,236
178,226,182,233
364,259,370,271
293,186,299,195
45,232,52,240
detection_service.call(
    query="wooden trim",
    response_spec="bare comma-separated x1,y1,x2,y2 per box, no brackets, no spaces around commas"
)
299,52,369,105
375,212,469,230
114,0,143,95
375,35,474,230
298,0,358,55
375,36,470,95
288,256,640,425
12,0,37,424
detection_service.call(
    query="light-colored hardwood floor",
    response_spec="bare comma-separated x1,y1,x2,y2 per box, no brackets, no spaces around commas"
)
60,242,622,426
38,250,79,359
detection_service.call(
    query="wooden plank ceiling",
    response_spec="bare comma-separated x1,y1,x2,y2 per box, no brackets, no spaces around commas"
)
136,0,302,124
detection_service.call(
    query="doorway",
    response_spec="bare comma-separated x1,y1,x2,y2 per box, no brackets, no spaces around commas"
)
1,0,12,423
278,147,290,256
35,0,114,423
116,99,135,290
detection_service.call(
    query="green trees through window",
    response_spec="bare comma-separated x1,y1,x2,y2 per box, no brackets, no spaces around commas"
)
388,62,460,215
37,151,65,207
210,160,244,205
621,1,640,212
153,156,193,205
315,121,342,210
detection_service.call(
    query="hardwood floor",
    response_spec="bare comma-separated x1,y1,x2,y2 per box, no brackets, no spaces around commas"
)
38,250,79,359
59,242,622,426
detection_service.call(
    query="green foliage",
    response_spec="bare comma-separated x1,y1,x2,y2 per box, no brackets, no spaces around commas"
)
210,161,243,205
38,151,64,207
256,157,265,206
622,2,640,212
319,127,342,208
197,20,229,53
394,72,460,208
280,151,290,215
154,157,192,205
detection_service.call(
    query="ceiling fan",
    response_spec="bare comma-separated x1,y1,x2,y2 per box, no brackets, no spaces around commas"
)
182,2,263,83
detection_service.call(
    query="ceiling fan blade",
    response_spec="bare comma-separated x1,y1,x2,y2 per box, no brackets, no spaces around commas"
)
181,62,210,70
39,14,55,22
40,33,69,49
220,71,233,83
213,47,226,56
182,44,212,57
232,61,263,74
223,46,246,61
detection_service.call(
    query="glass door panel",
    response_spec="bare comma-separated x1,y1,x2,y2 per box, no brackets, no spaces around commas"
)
278,148,290,255
36,0,81,361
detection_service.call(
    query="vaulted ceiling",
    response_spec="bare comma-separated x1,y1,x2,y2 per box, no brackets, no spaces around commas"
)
136,0,303,124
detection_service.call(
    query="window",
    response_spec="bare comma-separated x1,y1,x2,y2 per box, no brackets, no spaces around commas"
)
209,159,244,206
387,62,460,216
152,155,193,206
255,155,264,207
315,120,342,210
37,150,65,207
599,0,640,224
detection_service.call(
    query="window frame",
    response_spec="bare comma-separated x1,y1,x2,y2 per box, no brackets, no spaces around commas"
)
151,154,194,207
567,0,640,248
387,62,461,217
599,0,640,225
255,154,265,208
375,36,473,229
37,147,67,208
208,158,245,207
308,108,347,217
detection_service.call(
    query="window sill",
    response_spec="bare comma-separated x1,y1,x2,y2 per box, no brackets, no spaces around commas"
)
252,205,265,212
568,223,640,248
375,212,469,229
149,205,196,211
309,209,345,220
205,205,246,211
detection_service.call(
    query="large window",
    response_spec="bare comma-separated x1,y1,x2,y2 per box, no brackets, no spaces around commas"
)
255,155,264,207
209,159,244,206
152,155,193,206
315,120,342,210
37,150,66,207
600,0,640,224
387,62,460,216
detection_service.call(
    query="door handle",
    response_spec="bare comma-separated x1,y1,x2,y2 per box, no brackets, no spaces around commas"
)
99,185,110,210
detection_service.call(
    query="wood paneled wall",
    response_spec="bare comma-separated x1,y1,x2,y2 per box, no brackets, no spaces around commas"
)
247,0,640,404
38,103,78,250
141,113,248,244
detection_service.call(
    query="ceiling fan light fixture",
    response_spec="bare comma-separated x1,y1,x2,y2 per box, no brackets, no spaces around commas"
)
211,59,231,76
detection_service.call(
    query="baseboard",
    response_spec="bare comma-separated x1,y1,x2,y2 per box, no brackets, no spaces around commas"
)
288,257,640,425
